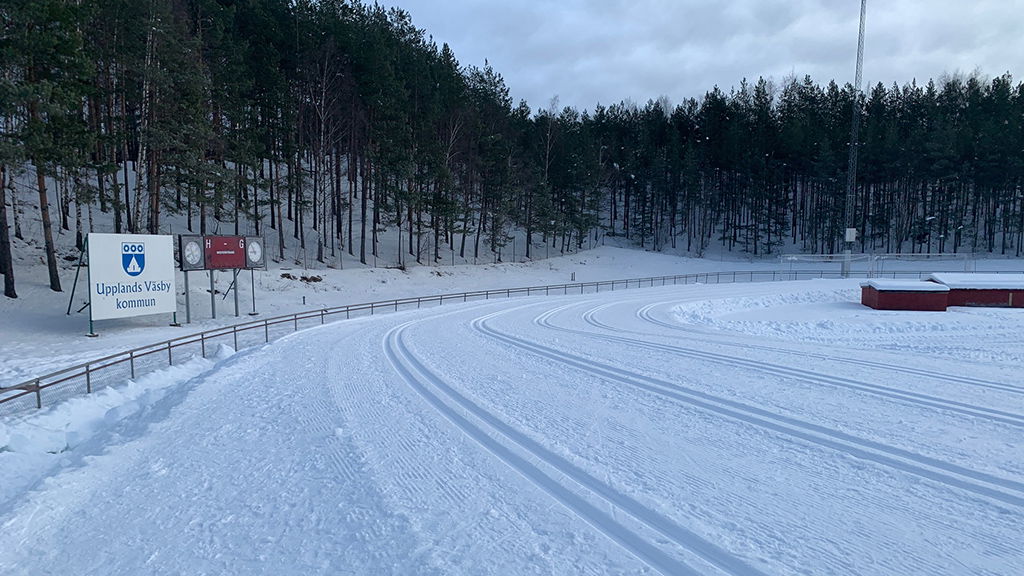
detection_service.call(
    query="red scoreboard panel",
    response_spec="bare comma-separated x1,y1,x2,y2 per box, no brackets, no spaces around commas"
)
204,236,246,269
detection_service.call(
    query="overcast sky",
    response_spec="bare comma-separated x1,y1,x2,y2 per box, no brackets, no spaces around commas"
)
376,0,1024,112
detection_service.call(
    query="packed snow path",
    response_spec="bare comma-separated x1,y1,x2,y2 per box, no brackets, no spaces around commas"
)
2,280,1022,575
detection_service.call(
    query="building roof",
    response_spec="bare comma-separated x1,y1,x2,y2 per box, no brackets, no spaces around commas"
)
861,280,950,292
927,273,1024,290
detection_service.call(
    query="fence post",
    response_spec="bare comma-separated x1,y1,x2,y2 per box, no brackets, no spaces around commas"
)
294,315,298,331
201,334,206,358
321,310,326,324
264,321,269,343
129,351,135,379
86,364,92,394
233,326,238,350
167,341,173,366
34,379,41,409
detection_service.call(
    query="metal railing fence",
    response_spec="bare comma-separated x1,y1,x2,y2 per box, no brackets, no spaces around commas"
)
0,268,1015,415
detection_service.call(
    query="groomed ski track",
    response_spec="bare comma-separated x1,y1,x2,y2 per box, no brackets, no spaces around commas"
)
1,280,1021,575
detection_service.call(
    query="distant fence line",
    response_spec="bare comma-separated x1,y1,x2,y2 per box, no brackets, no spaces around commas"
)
1,268,1019,415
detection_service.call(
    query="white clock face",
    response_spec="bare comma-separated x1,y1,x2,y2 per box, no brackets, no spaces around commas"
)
247,240,263,263
184,241,202,265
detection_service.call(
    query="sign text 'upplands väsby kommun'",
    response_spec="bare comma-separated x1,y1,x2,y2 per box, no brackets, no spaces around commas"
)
87,233,177,321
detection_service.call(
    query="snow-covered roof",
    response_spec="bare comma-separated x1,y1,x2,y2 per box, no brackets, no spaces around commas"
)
861,280,949,292
928,273,1024,290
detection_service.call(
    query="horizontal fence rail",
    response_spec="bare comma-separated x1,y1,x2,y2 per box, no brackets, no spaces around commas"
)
1,268,1019,415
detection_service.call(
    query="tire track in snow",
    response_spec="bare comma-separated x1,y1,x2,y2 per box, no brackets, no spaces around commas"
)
635,299,1024,397
384,320,769,576
559,303,1024,428
471,309,1024,509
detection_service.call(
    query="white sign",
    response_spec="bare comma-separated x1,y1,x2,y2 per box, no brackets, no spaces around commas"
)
87,233,177,321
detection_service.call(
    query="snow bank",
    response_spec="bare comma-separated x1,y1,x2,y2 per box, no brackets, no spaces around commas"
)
0,345,233,505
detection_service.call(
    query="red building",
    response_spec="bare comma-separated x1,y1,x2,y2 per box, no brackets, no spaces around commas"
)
928,273,1024,308
860,280,949,311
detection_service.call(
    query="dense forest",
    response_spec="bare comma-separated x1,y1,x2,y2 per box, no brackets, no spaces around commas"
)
2,0,1024,299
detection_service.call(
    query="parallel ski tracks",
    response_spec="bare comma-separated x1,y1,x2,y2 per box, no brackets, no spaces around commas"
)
633,300,1024,397
384,320,769,576
560,305,1024,428
469,307,1024,510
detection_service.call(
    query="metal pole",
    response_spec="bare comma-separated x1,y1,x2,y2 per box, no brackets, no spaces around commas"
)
85,237,97,337
233,269,239,317
66,241,87,315
210,270,216,319
843,0,867,278
249,268,258,315
184,271,191,324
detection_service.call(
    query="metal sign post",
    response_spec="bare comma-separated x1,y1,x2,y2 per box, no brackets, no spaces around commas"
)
66,239,87,316
210,270,216,319
86,241,97,337
183,271,191,324
249,268,258,316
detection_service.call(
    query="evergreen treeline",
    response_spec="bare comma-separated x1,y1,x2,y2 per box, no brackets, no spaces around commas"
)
2,0,1023,299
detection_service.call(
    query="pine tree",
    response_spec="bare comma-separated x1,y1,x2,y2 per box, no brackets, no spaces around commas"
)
7,0,92,292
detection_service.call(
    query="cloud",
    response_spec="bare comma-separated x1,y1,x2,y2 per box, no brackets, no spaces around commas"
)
379,0,1024,111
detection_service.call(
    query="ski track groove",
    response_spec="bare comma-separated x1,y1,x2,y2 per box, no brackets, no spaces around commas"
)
452,306,1006,566
562,305,1024,428
635,300,1024,397
470,309,1024,510
383,320,770,576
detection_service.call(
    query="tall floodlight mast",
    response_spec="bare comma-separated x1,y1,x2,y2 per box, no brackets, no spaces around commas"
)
843,0,867,277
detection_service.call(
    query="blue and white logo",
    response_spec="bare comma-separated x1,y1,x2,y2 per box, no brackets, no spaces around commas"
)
122,242,145,276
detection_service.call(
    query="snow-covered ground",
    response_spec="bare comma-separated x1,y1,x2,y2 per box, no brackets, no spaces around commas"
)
0,244,1007,390
2,258,1022,575
1,246,778,387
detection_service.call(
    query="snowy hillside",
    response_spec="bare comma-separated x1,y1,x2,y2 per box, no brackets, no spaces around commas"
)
1,267,1022,575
